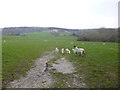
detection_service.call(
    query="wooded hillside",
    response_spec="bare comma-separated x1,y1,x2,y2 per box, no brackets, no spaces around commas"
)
75,28,118,42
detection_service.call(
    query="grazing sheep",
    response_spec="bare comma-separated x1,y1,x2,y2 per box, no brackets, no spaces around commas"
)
71,42,73,44
72,48,85,56
3,40,6,43
103,43,106,45
55,48,59,53
78,48,85,55
61,48,64,54
66,48,70,54
72,49,77,55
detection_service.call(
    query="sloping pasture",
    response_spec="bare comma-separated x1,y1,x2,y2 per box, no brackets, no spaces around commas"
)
2,32,118,88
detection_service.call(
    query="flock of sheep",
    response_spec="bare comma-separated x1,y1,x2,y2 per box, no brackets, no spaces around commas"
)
55,46,86,56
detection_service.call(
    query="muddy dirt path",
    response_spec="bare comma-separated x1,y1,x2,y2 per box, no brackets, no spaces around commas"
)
8,51,87,88
48,57,87,88
8,52,55,88
50,57,76,74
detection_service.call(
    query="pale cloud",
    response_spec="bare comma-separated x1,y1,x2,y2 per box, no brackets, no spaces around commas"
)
0,0,118,29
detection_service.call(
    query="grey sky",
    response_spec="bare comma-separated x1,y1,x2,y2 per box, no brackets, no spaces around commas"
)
118,1,120,27
0,0,119,29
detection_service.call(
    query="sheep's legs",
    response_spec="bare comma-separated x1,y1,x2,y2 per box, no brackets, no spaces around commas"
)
75,52,77,55
79,52,81,56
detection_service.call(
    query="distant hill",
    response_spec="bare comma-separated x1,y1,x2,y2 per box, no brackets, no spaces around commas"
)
2,27,118,42
2,27,80,35
2,27,49,35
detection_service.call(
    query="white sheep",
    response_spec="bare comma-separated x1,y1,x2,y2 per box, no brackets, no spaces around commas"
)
71,42,73,44
61,48,64,54
3,40,6,43
72,49,77,55
103,43,105,45
55,48,59,53
78,48,85,55
66,48,70,54
72,48,85,56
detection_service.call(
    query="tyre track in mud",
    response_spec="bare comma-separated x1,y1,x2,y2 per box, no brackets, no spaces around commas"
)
8,51,87,88
8,51,55,88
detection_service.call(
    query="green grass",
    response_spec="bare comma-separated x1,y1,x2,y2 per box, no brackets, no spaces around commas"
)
67,42,118,88
51,72,83,88
2,32,118,88
51,72,68,88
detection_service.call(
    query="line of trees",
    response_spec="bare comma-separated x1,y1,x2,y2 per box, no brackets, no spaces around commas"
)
76,28,118,42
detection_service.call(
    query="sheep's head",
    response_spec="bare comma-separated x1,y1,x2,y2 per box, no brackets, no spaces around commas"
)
74,46,76,48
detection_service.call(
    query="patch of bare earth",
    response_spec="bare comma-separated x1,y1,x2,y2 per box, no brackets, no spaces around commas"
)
8,51,55,88
48,57,87,88
8,51,87,88
50,58,75,74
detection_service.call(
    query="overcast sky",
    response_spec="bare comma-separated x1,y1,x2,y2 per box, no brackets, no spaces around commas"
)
0,0,119,29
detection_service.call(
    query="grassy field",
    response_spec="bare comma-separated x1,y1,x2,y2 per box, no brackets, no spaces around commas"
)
2,32,118,88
